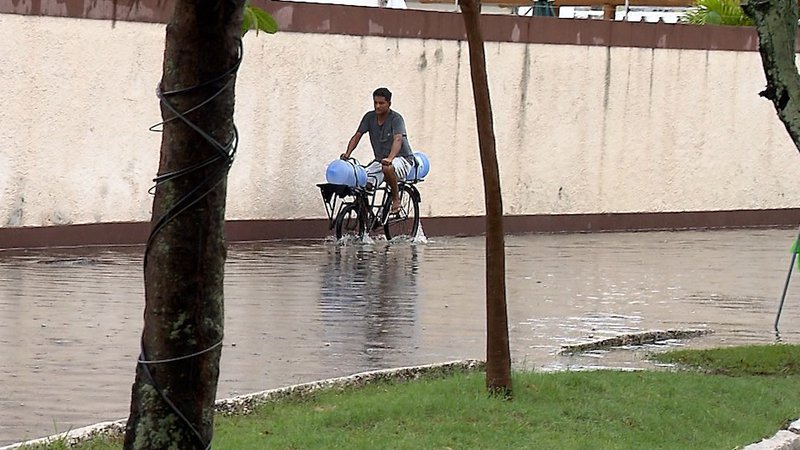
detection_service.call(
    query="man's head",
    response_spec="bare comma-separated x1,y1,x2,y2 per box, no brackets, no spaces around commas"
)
373,87,392,115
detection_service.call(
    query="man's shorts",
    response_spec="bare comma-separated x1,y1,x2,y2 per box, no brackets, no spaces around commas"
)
365,157,411,188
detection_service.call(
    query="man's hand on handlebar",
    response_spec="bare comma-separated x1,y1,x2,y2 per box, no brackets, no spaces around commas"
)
381,158,393,166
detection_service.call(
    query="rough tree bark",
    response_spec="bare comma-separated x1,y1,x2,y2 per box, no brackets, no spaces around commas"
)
123,1,244,448
458,0,513,397
743,0,800,149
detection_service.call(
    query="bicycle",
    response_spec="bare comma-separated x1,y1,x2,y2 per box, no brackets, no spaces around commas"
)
318,162,422,241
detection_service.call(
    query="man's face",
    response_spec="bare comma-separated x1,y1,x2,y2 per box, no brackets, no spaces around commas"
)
373,96,390,115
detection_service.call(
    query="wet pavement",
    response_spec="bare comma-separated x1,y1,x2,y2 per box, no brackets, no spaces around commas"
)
2,227,800,445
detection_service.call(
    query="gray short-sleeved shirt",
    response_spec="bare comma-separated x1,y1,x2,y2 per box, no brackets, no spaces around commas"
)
357,110,413,161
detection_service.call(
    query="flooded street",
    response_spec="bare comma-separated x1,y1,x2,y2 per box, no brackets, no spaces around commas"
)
2,228,800,445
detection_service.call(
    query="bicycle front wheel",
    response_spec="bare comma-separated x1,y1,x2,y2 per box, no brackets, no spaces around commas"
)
335,203,365,240
383,184,420,240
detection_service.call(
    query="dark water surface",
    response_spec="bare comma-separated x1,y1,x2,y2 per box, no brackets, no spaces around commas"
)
2,228,800,445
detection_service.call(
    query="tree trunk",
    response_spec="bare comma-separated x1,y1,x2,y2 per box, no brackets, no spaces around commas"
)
743,0,800,150
124,1,244,448
458,0,513,397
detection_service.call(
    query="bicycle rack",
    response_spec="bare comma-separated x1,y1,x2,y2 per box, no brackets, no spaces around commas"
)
317,183,357,230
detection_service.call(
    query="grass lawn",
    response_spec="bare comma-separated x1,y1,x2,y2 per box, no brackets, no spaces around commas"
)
26,344,800,449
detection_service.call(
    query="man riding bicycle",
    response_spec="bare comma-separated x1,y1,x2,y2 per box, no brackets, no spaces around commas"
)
340,87,414,214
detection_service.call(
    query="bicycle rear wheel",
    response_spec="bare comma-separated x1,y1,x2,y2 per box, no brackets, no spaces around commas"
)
383,184,420,240
335,204,365,240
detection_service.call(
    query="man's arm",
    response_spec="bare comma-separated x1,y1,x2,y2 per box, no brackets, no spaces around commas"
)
382,134,403,165
382,113,407,165
341,131,363,160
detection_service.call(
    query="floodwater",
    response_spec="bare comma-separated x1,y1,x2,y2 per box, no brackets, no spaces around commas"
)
2,228,800,445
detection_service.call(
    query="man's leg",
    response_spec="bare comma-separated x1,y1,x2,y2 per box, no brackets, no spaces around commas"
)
382,163,401,213
365,161,384,190
382,158,411,214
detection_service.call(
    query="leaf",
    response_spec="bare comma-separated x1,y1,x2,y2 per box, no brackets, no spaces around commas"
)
681,0,753,26
241,7,256,36
252,7,279,33
241,3,279,37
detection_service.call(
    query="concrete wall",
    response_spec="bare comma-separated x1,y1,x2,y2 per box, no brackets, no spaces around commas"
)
0,14,163,227
1,2,799,232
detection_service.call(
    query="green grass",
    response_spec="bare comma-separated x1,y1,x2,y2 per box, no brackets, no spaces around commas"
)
649,342,800,376
30,344,800,449
210,370,799,449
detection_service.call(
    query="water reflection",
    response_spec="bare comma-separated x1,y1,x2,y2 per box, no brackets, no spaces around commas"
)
319,245,419,365
2,229,800,445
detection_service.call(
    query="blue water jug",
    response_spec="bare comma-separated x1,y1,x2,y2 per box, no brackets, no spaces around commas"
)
406,152,430,181
326,160,367,187
406,154,423,181
416,152,430,178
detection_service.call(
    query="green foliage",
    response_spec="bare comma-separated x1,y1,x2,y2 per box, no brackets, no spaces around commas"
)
651,343,800,376
683,0,754,26
241,2,278,37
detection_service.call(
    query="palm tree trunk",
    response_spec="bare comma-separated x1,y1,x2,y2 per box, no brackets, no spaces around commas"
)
458,0,513,397
123,1,244,448
743,0,800,149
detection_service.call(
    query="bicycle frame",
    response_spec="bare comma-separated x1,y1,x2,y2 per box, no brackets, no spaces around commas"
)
317,183,383,230
318,180,421,236
319,157,423,239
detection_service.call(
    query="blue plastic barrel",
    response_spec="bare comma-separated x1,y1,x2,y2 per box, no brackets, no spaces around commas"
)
326,160,367,187
412,152,430,179
406,154,423,181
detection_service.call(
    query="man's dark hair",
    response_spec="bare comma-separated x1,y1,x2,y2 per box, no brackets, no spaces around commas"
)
373,87,392,103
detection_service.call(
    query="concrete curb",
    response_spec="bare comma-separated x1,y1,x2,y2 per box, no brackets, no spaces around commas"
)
0,359,483,449
559,328,714,354
743,420,800,450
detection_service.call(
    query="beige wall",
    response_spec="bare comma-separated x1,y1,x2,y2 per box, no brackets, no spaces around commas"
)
0,14,164,227
1,12,798,228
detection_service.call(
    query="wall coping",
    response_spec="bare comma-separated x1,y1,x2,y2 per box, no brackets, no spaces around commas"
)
0,0,779,51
